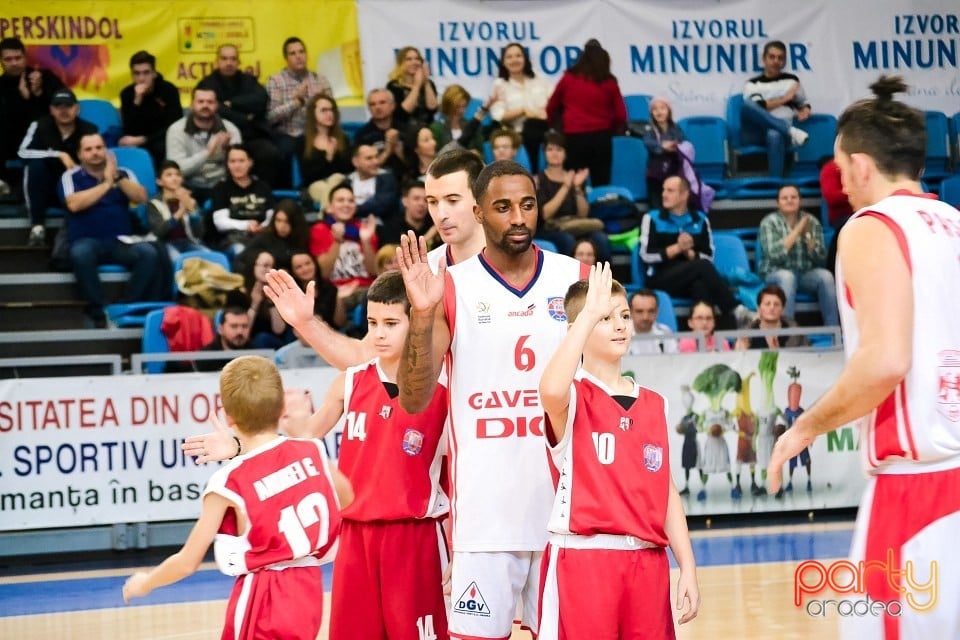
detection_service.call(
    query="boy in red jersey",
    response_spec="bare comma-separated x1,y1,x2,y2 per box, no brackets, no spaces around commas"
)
538,263,700,639
122,356,353,640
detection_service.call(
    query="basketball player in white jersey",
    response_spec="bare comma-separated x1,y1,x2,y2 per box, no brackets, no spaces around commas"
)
397,160,590,639
768,76,960,639
262,149,485,370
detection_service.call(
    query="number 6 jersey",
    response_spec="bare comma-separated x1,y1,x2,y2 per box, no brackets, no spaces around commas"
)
443,247,589,551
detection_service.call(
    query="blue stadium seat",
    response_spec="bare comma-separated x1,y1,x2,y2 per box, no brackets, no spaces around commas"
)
791,114,837,180
950,111,960,172
79,99,122,146
111,146,157,198
712,233,752,280
482,141,531,171
465,98,493,128
924,111,952,190
653,290,678,332
626,241,645,294
532,238,558,253
725,94,768,174
141,308,170,374
677,116,728,183
939,175,960,208
722,176,783,200
610,136,648,202
341,121,363,143
624,94,653,123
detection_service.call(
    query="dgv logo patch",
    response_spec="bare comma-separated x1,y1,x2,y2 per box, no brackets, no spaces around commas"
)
454,581,491,617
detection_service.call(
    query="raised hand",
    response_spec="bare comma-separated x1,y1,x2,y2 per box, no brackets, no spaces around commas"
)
583,261,618,322
359,215,377,243
264,268,318,328
181,411,237,464
397,231,444,313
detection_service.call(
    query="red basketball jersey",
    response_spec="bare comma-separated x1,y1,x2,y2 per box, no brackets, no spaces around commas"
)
338,359,449,521
546,372,671,546
205,437,342,575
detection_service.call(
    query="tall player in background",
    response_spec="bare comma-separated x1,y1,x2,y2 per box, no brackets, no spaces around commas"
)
397,161,590,639
262,149,485,370
769,76,960,639
125,356,352,640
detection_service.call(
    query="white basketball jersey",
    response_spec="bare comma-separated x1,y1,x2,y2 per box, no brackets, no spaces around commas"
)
836,193,960,474
428,244,453,272
444,247,588,551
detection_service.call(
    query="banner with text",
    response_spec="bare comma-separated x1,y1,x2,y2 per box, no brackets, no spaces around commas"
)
358,0,960,119
0,0,363,107
1,349,866,531
0,368,342,531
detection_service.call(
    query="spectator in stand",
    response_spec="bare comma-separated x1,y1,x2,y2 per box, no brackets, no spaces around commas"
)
757,184,838,327
643,96,685,212
346,143,399,222
546,39,626,186
735,285,809,351
430,84,486,154
242,250,292,349
403,126,437,183
118,50,182,167
489,127,522,163
640,176,749,329
378,179,434,246
18,88,97,247
238,198,310,273
572,237,598,265
59,133,162,327
288,250,344,329
354,88,406,176
309,183,378,315
819,158,854,275
147,160,206,260
266,36,332,184
1,37,64,197
301,94,352,205
628,289,678,355
210,144,276,257
165,87,241,202
386,47,438,128
535,129,611,260
678,300,730,352
197,44,282,186
741,40,811,177
195,301,255,371
489,42,553,173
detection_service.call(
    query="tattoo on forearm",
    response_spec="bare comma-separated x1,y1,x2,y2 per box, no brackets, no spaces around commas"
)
399,323,436,411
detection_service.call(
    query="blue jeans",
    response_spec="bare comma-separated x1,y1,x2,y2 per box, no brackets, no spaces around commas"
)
70,237,161,316
740,99,792,177
765,268,839,326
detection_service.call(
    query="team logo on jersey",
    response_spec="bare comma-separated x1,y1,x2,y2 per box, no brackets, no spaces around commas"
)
402,428,424,455
643,444,663,472
476,301,491,324
379,405,392,419
618,416,633,431
547,297,567,322
453,581,492,617
936,350,960,422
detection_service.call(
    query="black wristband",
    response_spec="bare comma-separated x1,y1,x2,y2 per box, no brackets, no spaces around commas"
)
231,436,242,459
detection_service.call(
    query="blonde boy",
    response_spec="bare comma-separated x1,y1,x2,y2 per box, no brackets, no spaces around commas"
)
538,263,700,638
123,356,352,640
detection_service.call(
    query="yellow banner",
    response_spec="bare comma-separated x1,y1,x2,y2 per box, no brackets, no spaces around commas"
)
0,1,363,107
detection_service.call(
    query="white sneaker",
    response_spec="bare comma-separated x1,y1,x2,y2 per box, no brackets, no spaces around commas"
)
789,127,809,147
28,225,45,247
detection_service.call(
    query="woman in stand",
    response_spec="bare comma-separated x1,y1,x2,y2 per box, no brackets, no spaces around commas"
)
678,300,731,352
210,144,275,257
430,84,486,154
489,43,553,172
546,39,626,186
242,250,291,349
386,46,438,128
643,96,685,212
288,249,344,330
403,126,438,183
300,94,352,205
237,198,310,273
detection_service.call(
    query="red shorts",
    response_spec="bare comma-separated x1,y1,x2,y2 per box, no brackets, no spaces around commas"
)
222,565,323,640
538,538,675,640
329,518,449,640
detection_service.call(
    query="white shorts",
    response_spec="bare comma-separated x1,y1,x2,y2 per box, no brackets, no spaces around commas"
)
448,550,542,639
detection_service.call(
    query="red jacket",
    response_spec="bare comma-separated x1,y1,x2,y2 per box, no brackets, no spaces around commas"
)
547,72,627,135
161,305,215,352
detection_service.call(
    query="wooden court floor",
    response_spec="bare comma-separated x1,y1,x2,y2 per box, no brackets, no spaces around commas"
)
0,523,845,639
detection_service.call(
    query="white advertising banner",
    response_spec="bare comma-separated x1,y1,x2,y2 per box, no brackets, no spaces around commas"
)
0,368,342,531
1,349,868,530
358,0,960,119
